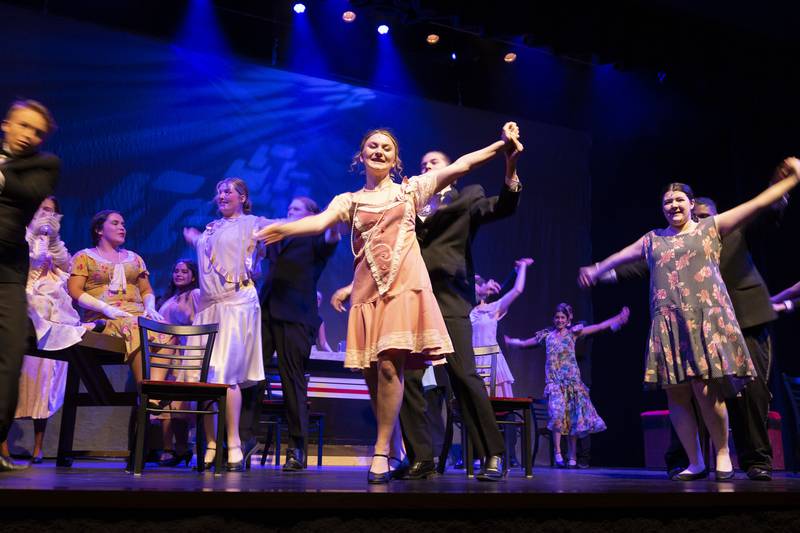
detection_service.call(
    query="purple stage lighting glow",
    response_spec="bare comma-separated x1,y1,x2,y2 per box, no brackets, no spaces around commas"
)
293,3,306,14
377,24,389,35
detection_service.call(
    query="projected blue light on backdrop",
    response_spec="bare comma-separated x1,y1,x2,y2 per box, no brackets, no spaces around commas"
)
1,5,591,366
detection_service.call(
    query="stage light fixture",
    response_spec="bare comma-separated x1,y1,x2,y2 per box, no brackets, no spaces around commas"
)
450,52,457,60
426,34,440,45
377,24,389,35
342,11,356,22
293,3,306,14
504,52,517,63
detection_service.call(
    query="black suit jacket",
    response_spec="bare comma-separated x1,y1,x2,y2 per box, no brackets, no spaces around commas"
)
416,183,521,318
260,234,338,329
0,150,60,283
616,227,776,329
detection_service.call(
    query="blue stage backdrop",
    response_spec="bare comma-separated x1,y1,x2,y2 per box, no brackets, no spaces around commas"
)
1,5,591,401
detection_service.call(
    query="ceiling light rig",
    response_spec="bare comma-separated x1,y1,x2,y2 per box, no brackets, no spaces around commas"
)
503,52,517,63
342,11,356,23
426,34,440,44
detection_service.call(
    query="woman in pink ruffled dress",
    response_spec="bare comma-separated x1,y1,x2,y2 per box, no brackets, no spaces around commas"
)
255,123,522,482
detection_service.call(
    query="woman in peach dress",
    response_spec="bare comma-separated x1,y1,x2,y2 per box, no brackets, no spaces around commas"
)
255,123,522,482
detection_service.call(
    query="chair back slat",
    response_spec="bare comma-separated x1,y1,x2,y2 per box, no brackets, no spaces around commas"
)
138,316,219,382
474,345,499,397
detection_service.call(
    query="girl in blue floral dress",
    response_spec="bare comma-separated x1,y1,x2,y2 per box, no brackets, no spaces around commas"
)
578,158,800,480
506,303,629,467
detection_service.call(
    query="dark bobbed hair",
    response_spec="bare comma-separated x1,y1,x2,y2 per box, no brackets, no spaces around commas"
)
166,258,199,298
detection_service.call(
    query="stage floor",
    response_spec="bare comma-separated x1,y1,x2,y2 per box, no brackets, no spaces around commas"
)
1,460,798,512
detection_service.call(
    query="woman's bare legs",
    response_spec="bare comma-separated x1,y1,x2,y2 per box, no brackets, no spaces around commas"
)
203,385,243,464
666,383,706,474
362,350,407,474
691,379,732,472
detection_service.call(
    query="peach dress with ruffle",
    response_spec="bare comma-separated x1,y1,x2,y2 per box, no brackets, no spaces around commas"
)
328,172,453,369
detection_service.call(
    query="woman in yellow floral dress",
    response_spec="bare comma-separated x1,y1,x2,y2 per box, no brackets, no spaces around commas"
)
68,210,169,385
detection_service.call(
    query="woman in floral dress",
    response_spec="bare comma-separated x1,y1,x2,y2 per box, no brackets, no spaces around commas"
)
578,158,800,480
68,210,168,385
255,123,522,482
506,304,628,467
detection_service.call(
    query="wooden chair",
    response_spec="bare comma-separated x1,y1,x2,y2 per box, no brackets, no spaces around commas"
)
132,317,226,475
257,368,325,467
463,344,534,478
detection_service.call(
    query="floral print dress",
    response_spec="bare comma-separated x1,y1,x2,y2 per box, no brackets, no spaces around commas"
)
538,329,606,437
642,217,755,392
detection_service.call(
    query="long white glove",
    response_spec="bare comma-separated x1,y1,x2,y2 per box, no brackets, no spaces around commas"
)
143,293,165,322
77,292,133,320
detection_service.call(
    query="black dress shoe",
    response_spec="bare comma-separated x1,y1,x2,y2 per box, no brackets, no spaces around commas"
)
0,454,29,472
476,454,505,482
746,466,772,481
714,469,735,481
283,448,305,472
673,469,709,481
400,460,436,480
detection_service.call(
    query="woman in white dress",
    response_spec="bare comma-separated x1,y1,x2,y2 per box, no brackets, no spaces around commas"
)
183,178,270,471
471,258,534,397
0,197,97,463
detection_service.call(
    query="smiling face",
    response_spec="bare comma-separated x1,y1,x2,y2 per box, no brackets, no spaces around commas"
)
172,261,194,289
553,311,570,331
216,182,245,218
662,190,695,228
1,106,49,156
98,212,126,248
360,132,398,178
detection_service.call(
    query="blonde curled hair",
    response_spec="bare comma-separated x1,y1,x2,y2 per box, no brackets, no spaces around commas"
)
349,128,404,181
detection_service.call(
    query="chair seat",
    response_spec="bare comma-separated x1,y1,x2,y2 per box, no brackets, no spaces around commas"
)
141,380,228,390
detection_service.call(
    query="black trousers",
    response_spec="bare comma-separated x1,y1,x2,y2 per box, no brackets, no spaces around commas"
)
400,365,450,463
664,324,773,472
0,282,28,443
240,317,314,448
400,316,505,461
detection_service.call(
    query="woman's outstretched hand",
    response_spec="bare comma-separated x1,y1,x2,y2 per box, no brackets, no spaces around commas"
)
577,265,599,288
515,257,534,270
253,222,286,245
611,306,631,331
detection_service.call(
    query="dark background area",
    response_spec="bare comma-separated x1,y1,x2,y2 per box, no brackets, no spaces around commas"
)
2,0,799,468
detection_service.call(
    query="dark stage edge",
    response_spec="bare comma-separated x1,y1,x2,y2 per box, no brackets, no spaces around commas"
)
0,461,798,512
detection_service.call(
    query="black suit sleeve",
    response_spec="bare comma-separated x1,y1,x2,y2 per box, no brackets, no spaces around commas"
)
312,233,339,260
469,183,521,225
614,258,649,282
0,155,59,203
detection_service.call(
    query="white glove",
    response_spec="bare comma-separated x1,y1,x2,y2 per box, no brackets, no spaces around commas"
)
143,293,165,322
77,292,133,320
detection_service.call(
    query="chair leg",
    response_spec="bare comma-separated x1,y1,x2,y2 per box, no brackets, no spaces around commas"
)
316,416,324,467
438,402,454,475
133,395,149,475
215,396,226,475
196,412,205,473
465,431,474,478
261,422,273,466
523,408,533,478
274,421,281,466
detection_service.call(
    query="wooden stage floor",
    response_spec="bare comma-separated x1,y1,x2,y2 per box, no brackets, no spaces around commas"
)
1,460,798,514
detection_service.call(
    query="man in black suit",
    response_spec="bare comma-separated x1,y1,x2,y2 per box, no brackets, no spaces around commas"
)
0,99,60,472
241,197,339,470
608,196,780,481
398,148,522,481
